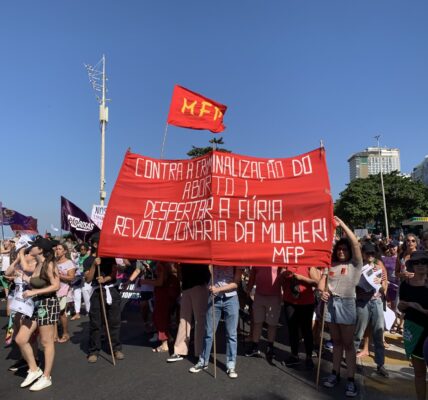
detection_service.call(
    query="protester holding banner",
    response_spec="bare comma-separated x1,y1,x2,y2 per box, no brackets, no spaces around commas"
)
354,242,389,378
319,217,363,398
84,254,124,363
244,266,282,363
167,263,211,362
15,238,60,391
55,243,76,343
398,250,428,400
282,266,320,369
190,266,242,379
138,261,180,353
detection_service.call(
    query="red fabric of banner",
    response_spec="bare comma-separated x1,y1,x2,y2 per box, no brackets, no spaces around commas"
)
167,85,227,133
99,148,335,267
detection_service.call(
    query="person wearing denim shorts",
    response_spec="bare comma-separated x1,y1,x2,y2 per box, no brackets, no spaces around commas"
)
319,217,363,398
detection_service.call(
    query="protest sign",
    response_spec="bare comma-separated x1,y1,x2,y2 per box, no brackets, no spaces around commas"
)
91,205,107,229
98,148,335,267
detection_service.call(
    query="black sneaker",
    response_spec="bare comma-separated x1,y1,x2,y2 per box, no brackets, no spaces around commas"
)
8,359,28,372
266,345,275,363
282,355,300,367
345,381,358,397
167,354,184,363
376,365,389,378
245,343,261,357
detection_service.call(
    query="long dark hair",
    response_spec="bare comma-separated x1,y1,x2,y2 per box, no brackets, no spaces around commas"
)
40,249,57,281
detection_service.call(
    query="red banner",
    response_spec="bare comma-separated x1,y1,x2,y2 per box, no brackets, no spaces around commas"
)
167,85,227,133
99,148,335,267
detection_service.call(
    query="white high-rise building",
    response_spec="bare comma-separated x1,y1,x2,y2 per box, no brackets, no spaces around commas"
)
348,147,400,181
411,156,428,185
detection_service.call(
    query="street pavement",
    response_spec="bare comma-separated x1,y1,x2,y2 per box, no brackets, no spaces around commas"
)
0,301,415,400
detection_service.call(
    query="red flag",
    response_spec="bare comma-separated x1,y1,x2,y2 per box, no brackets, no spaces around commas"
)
98,148,335,267
167,85,227,133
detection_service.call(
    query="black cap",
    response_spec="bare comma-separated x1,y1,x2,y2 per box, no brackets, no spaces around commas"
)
388,240,399,248
406,251,428,270
362,242,376,254
29,238,56,251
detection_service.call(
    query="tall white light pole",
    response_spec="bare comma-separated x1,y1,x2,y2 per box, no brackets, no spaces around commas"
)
85,55,109,206
374,135,389,239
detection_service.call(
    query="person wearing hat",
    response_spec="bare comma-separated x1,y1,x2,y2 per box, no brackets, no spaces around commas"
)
14,238,60,391
398,250,428,400
354,242,389,377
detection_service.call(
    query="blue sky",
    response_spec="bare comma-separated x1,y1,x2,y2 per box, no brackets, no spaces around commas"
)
1,0,428,235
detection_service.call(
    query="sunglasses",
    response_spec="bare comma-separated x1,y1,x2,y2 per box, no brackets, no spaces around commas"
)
407,239,416,243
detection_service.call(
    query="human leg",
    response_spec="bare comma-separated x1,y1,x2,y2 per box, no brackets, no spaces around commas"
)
412,356,427,400
15,320,38,371
38,324,56,378
198,297,221,366
223,295,240,370
191,285,209,357
173,288,192,356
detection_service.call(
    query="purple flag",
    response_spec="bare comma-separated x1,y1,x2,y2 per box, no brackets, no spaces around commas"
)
61,196,100,241
1,208,38,233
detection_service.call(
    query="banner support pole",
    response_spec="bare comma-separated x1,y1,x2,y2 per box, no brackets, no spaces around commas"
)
316,272,329,390
97,263,116,366
160,123,169,159
210,264,217,379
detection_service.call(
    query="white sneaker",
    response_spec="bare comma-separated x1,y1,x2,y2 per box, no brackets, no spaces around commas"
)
20,368,43,388
227,368,238,379
29,375,52,391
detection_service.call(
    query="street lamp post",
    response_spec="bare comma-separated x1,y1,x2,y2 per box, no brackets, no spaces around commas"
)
374,135,389,239
85,55,109,206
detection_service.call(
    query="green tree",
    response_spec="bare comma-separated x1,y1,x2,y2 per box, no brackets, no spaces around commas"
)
187,137,231,158
335,171,428,231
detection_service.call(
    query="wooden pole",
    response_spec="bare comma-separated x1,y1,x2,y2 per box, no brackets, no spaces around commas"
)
316,272,329,389
97,264,116,366
210,264,217,378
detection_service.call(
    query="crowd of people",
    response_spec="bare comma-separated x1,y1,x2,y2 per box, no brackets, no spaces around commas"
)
0,221,428,398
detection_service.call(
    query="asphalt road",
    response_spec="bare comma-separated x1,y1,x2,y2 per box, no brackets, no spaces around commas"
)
0,301,414,400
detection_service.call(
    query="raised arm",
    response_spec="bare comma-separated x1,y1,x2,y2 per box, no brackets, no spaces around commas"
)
335,216,362,265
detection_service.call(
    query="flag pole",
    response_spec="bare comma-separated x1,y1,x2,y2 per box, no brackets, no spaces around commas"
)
160,123,169,159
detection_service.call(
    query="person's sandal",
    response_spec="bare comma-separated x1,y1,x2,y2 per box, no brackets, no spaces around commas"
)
152,345,169,353
57,335,70,343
